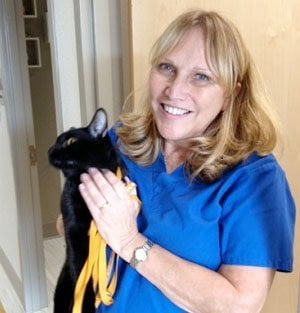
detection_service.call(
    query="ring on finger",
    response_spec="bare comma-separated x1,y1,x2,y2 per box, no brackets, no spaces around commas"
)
99,200,110,210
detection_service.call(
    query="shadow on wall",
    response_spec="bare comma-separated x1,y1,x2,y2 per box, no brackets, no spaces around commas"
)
0,75,3,98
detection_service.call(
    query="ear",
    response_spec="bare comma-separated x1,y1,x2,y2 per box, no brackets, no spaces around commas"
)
88,108,108,138
235,82,242,97
222,82,242,111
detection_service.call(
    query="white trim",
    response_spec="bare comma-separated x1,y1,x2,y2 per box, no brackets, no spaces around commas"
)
46,2,65,135
73,0,97,124
0,0,47,312
47,0,82,133
120,0,133,99
93,0,113,122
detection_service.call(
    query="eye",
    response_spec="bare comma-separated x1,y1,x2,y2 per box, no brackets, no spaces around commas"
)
63,137,77,147
67,137,77,145
158,63,175,75
195,73,209,81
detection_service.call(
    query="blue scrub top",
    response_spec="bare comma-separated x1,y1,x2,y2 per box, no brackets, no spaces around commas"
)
97,128,296,313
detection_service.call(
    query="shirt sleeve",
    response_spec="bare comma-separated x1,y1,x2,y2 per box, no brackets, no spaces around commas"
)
220,159,296,272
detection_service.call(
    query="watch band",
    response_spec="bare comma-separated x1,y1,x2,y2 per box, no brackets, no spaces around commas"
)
130,239,154,268
143,239,154,251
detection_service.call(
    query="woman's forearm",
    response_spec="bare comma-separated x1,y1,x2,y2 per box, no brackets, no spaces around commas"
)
121,234,272,313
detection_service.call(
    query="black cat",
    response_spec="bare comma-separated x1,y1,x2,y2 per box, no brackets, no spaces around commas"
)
48,108,123,313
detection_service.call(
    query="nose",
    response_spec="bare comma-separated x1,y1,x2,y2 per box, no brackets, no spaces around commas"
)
164,76,189,100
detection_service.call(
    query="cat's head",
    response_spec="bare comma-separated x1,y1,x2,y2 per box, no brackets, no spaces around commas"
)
48,108,119,177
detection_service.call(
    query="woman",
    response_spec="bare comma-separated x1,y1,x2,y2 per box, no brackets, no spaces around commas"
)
79,10,295,313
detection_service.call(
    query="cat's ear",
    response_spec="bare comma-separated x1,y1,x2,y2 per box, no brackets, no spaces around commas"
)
88,108,108,138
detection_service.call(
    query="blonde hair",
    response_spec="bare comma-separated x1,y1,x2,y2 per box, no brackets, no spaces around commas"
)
117,10,278,182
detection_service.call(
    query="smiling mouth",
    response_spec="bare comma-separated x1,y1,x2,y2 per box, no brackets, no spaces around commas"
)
161,103,191,116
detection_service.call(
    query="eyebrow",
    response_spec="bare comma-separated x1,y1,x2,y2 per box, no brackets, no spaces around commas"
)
160,57,213,74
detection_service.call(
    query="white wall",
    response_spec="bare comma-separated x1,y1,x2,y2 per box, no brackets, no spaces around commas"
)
0,54,24,313
0,59,2,97
0,0,48,310
0,103,22,281
0,20,22,282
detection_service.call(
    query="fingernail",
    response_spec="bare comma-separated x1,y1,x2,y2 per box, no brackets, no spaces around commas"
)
80,173,89,182
88,167,98,174
79,183,85,190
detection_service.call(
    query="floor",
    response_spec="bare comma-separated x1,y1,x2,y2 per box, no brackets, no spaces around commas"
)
0,236,65,313
41,236,65,313
0,302,5,313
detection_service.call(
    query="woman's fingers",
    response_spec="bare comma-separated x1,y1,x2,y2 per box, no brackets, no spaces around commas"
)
87,168,116,199
79,168,138,219
78,168,140,256
102,169,132,199
79,173,106,220
79,168,126,212
87,168,131,201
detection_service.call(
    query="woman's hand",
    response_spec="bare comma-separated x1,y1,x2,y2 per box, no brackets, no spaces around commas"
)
78,168,140,259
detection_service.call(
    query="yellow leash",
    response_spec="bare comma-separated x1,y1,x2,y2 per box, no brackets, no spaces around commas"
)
72,168,140,313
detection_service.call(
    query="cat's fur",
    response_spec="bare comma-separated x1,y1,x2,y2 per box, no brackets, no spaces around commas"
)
48,109,123,313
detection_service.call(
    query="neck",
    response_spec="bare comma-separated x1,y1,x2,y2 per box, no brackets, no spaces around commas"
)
162,141,189,173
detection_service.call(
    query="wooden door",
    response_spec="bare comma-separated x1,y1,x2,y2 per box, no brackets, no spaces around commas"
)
127,1,300,312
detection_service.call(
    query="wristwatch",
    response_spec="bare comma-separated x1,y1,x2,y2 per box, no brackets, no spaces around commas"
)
130,239,154,269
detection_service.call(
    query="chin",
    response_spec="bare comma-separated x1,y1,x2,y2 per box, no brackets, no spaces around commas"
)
158,128,184,142
154,115,189,142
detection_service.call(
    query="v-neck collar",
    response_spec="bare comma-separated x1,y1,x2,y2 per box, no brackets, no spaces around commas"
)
156,152,186,178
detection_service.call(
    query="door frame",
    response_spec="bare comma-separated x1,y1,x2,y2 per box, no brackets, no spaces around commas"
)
0,0,47,311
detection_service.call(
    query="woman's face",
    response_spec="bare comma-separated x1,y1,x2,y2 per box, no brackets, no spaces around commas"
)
149,27,226,145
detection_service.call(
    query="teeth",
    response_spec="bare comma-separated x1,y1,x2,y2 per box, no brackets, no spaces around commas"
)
163,104,189,116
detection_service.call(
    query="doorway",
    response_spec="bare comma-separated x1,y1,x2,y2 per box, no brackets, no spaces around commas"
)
0,0,125,310
23,0,61,238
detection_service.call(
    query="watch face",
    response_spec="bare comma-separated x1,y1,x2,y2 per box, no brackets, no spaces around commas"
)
135,248,147,261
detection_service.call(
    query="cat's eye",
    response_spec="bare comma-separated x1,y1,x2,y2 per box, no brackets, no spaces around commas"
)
63,137,77,147
67,137,77,145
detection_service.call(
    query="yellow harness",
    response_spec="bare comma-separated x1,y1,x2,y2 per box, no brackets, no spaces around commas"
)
72,168,140,313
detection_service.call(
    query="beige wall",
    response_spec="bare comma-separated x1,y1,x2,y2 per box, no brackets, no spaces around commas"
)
129,1,300,312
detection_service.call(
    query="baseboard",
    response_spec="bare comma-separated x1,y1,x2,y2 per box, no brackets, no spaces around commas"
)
0,247,24,312
43,222,57,238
